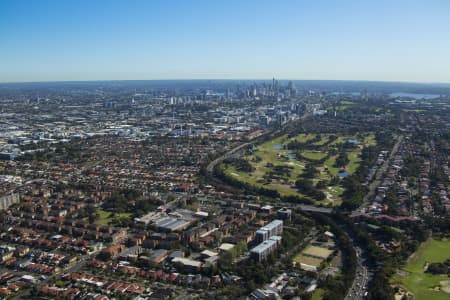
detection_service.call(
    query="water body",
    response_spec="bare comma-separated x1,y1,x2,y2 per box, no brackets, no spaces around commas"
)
338,171,349,178
273,144,283,150
347,139,359,144
288,153,296,159
390,92,440,99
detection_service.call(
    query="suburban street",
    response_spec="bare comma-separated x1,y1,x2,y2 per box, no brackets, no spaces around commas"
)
358,135,404,211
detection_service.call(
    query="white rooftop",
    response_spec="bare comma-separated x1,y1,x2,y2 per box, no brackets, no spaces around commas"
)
219,243,235,251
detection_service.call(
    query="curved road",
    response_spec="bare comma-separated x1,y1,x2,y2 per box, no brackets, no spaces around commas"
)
205,126,397,299
206,142,252,174
206,136,333,214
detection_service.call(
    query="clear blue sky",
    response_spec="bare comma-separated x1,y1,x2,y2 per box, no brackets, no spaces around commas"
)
1,0,449,83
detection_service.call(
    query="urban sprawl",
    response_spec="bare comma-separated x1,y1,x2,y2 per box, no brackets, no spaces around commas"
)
0,80,449,300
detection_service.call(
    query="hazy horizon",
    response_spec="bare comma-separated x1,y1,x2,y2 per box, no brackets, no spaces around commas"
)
1,78,450,87
1,0,450,83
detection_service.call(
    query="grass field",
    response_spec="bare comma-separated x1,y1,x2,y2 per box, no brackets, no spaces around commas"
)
294,133,316,143
302,245,334,259
393,239,450,300
95,209,132,226
347,152,361,173
223,132,375,205
293,254,323,267
312,288,325,300
302,151,328,160
293,244,334,268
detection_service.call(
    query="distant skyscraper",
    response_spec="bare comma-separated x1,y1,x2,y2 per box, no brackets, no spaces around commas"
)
288,81,293,90
288,81,296,97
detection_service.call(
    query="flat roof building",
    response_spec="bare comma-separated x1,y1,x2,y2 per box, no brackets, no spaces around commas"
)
261,219,283,236
250,235,282,262
255,219,283,243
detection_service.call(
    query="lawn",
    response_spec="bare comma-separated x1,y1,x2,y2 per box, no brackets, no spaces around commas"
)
393,239,450,300
312,135,331,146
312,288,325,300
292,244,333,268
294,133,316,143
293,254,323,267
302,151,327,160
324,155,339,176
95,209,132,226
347,152,361,173
302,245,334,259
362,134,376,146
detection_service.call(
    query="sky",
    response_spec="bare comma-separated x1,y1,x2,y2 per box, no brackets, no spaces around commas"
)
1,0,449,83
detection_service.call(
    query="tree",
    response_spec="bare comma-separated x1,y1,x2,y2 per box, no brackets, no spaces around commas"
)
334,151,349,168
86,204,99,223
304,163,319,178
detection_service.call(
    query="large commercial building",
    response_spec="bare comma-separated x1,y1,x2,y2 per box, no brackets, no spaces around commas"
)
152,216,193,232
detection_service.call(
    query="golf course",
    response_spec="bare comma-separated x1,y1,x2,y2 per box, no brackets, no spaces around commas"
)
393,238,450,300
223,132,376,205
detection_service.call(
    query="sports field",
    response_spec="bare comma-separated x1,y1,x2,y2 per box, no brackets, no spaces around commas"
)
293,244,334,268
393,239,450,300
302,245,334,259
293,254,323,267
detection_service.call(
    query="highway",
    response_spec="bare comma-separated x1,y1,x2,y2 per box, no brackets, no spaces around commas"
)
345,246,370,300
206,134,334,215
343,135,402,300
206,142,252,174
344,136,404,300
205,122,380,300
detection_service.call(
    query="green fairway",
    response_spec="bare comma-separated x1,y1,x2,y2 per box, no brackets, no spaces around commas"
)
223,132,375,205
325,185,343,205
302,151,327,160
393,239,450,300
294,133,316,143
324,155,339,177
347,152,361,173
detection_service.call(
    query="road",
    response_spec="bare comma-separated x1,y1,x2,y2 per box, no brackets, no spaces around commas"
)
206,125,292,176
344,136,404,300
206,142,252,174
224,199,333,214
358,134,403,212
204,121,380,299
294,204,332,214
345,246,370,300
206,137,334,215
10,251,95,300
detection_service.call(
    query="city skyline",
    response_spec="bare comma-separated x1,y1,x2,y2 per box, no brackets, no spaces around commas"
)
1,0,450,83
